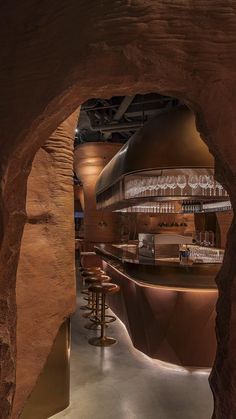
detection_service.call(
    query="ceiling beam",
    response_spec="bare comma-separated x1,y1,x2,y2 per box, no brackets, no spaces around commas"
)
102,95,135,140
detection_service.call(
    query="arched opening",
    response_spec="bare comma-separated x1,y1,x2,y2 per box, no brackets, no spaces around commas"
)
11,90,234,419
1,4,236,419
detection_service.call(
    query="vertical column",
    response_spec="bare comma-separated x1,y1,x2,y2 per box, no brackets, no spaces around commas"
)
74,142,122,249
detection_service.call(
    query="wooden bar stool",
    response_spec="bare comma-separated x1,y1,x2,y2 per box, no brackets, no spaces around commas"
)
88,283,120,347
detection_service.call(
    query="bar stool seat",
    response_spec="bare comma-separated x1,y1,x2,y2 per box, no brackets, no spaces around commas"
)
83,275,111,302
80,268,104,297
88,282,120,347
80,271,102,309
80,272,108,311
81,266,103,275
81,270,104,281
82,276,103,318
81,269,104,281
100,283,120,295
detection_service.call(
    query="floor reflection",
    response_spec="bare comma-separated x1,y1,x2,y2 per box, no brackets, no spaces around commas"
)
53,277,213,419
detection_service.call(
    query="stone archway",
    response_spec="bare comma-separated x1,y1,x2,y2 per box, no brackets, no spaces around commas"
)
1,2,236,418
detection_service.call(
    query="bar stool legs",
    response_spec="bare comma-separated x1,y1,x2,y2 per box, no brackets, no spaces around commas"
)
80,268,104,310
84,293,102,330
82,290,95,318
79,272,120,347
88,292,116,347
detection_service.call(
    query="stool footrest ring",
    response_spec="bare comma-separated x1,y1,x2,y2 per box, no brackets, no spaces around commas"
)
88,336,116,347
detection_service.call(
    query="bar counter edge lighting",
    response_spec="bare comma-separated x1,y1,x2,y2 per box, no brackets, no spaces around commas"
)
95,243,218,368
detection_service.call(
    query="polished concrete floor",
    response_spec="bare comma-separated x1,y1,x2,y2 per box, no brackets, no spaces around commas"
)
53,278,213,419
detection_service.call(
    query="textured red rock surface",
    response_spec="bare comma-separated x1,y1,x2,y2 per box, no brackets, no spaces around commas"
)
12,110,79,418
216,212,233,249
0,2,236,418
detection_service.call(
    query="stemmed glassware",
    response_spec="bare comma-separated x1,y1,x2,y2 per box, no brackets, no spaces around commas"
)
155,176,162,195
166,175,176,195
188,175,199,195
139,178,147,197
125,172,228,199
147,177,156,196
215,181,223,197
207,175,215,196
199,175,208,196
177,175,187,195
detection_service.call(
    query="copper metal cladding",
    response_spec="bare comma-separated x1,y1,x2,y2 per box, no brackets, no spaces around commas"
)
95,106,214,209
20,320,70,419
104,262,217,368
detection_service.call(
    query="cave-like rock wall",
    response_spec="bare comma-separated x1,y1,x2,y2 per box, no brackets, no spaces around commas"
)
0,2,236,419
12,110,79,418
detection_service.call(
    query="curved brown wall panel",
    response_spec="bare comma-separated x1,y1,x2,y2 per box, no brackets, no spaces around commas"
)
74,185,85,211
74,143,122,246
105,263,217,368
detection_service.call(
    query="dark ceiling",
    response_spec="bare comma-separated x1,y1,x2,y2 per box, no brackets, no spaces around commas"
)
75,93,181,145
74,93,181,184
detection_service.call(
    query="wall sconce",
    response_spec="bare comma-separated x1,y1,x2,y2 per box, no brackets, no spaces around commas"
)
98,220,107,228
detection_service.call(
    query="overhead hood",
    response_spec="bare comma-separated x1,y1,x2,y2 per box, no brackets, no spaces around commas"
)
95,106,230,214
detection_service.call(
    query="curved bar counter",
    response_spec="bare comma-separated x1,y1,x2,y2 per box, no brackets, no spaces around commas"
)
95,243,219,368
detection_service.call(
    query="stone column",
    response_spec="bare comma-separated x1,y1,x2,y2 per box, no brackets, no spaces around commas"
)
12,109,79,419
196,86,236,419
74,142,122,249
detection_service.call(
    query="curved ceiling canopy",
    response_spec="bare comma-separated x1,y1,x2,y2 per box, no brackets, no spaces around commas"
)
96,106,214,195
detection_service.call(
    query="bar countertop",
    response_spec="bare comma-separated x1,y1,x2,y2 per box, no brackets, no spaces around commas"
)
95,243,220,290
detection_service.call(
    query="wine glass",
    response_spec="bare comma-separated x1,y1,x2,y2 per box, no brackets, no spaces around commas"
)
139,178,147,197
156,176,163,196
154,176,160,195
147,177,155,196
215,181,223,197
208,175,215,196
161,176,168,196
188,174,199,195
157,176,164,196
166,175,176,196
177,175,187,196
199,175,208,196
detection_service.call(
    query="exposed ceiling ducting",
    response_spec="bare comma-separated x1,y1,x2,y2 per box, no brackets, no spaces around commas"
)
75,93,181,144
